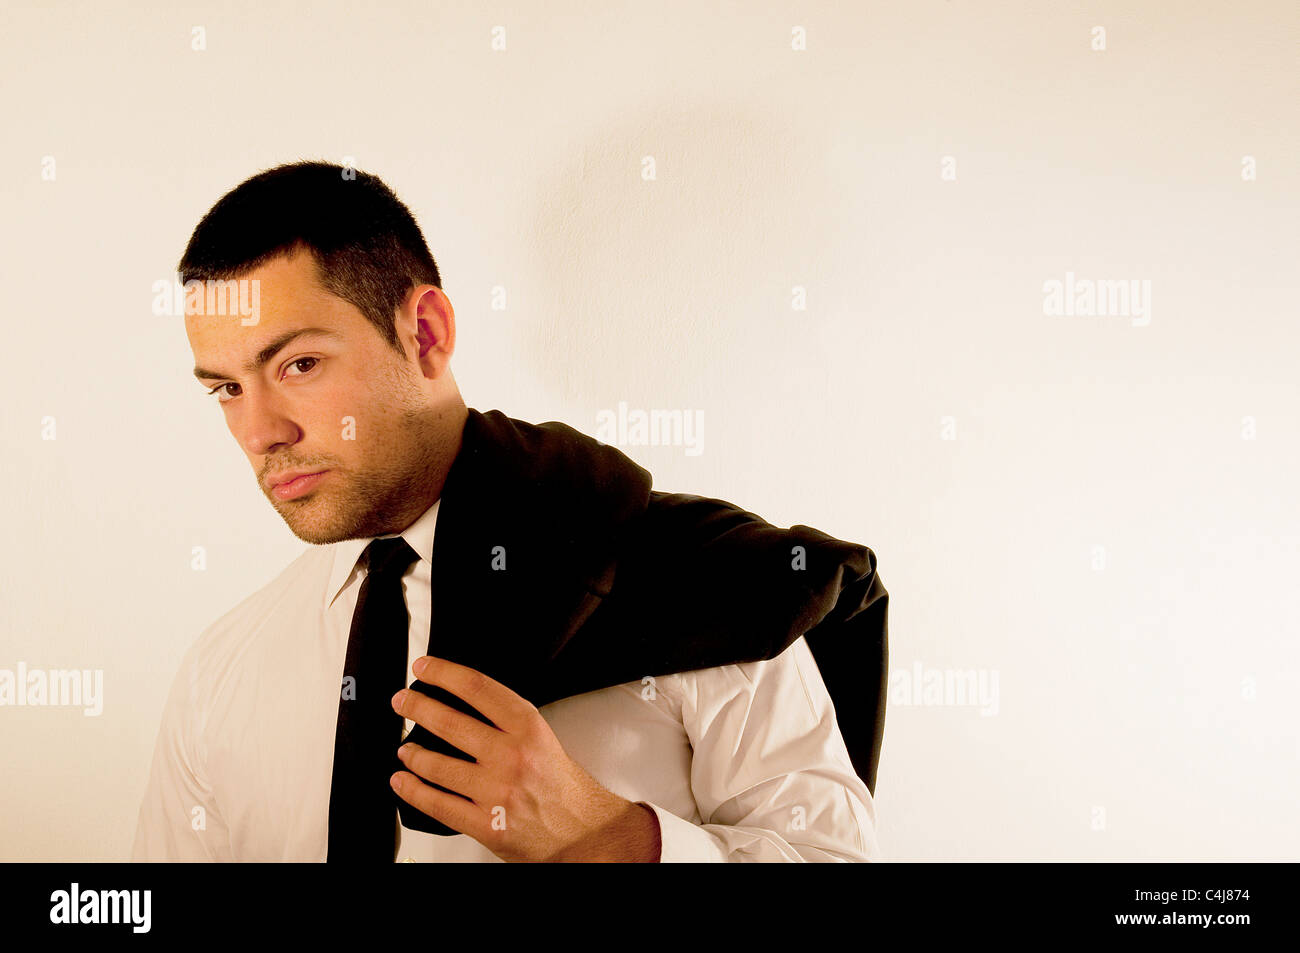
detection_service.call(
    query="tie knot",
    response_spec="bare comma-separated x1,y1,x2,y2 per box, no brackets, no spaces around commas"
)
364,536,418,578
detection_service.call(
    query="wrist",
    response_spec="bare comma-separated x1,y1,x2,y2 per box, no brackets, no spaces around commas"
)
556,797,661,862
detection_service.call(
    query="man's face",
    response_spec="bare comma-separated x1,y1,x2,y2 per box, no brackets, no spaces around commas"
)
185,248,451,544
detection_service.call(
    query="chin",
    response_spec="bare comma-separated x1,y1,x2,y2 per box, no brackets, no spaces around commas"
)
274,502,354,546
283,522,342,545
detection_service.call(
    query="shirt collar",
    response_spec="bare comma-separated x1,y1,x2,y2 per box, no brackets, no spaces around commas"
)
324,497,441,611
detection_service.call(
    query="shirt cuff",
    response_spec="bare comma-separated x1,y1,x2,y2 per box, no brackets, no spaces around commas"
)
636,801,730,863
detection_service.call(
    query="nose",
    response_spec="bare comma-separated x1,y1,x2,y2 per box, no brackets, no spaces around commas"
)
233,385,302,458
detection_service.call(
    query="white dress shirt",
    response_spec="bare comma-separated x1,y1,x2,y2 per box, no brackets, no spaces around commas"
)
132,498,880,862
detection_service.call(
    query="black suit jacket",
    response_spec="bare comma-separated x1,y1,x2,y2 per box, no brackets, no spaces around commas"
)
395,408,889,835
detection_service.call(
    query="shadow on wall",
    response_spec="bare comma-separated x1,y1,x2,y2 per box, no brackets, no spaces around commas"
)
521,99,863,437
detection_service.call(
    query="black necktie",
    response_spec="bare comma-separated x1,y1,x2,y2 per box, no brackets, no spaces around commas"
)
327,536,419,862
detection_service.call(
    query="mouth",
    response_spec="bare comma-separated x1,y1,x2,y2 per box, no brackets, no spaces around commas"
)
270,470,329,501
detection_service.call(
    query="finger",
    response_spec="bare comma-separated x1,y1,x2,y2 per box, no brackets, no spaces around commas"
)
391,770,490,841
393,687,500,760
397,742,493,805
409,655,535,733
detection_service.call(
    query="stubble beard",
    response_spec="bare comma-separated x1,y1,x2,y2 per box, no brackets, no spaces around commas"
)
271,404,448,546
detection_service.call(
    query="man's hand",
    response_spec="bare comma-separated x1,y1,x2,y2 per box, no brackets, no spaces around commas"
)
390,655,661,862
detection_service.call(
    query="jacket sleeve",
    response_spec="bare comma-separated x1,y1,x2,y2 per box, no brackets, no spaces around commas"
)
539,491,888,796
640,636,880,862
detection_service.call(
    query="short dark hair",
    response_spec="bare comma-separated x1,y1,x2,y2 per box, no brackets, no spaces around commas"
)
178,160,441,354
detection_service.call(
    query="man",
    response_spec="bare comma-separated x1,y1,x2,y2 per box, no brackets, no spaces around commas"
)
132,160,885,862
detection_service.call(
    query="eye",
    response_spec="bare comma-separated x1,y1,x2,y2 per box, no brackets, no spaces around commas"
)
206,357,320,405
284,357,319,378
208,382,240,403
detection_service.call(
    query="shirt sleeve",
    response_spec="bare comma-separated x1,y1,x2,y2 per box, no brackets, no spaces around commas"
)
640,636,880,862
130,638,233,862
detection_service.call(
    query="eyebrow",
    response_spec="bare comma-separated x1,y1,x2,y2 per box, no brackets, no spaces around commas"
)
192,327,342,382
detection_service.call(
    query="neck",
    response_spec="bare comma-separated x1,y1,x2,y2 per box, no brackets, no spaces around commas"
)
373,398,469,537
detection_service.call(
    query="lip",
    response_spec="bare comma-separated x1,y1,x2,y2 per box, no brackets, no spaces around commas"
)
269,470,329,501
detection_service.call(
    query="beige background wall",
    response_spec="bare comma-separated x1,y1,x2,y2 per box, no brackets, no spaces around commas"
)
1,0,1296,860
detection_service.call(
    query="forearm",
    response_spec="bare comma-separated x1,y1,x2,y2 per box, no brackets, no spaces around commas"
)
553,798,661,863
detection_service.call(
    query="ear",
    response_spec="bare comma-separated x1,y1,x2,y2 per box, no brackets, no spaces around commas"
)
405,285,455,376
